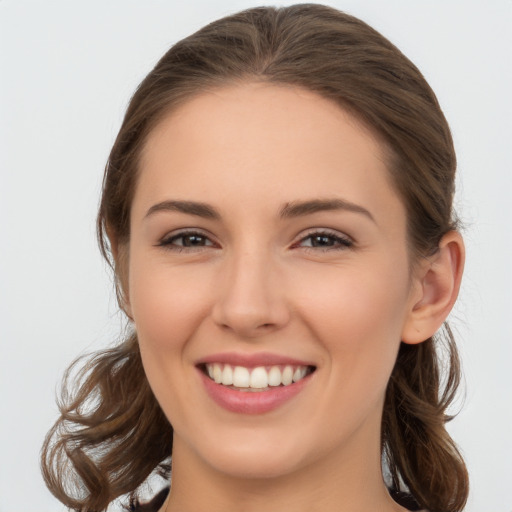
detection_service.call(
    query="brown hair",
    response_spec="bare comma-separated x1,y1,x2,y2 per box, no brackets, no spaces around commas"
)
41,4,468,511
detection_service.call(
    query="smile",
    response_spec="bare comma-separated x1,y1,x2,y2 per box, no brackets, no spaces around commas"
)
196,354,316,414
204,363,313,391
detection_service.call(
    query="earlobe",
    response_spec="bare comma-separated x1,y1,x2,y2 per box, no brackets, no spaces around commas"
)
401,231,465,344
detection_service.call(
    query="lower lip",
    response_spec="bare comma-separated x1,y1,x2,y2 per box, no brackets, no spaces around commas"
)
198,369,312,414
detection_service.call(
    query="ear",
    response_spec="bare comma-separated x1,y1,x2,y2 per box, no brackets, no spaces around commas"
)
401,231,465,344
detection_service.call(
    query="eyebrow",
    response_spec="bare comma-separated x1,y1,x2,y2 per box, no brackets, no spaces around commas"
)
145,200,221,220
279,198,375,222
144,197,375,223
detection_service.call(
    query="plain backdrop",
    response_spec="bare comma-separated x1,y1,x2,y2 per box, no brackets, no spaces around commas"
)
1,1,511,511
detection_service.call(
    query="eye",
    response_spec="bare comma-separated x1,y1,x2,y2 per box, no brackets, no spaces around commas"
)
294,230,353,251
158,230,216,251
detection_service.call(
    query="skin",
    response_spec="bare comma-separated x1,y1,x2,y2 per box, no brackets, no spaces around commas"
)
123,82,462,512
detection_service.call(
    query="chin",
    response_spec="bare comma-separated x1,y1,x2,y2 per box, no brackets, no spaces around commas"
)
207,448,306,481
176,424,313,481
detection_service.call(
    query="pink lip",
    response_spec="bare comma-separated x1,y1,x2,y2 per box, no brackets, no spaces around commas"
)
198,369,313,414
196,351,315,368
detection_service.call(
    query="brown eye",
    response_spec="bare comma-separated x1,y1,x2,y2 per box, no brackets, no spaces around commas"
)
159,231,215,250
308,235,337,247
298,231,353,250
177,234,210,247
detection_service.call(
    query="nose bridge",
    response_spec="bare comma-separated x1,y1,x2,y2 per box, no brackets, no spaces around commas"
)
212,242,288,336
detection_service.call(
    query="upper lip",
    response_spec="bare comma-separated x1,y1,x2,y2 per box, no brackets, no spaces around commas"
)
196,351,316,368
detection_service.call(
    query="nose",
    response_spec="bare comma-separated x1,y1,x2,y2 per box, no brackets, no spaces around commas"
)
211,248,290,338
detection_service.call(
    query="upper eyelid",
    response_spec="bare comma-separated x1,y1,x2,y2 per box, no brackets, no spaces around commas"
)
294,227,353,241
161,227,214,239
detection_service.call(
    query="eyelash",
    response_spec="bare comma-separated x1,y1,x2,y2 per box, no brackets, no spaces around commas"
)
158,230,216,252
293,229,353,251
157,229,353,252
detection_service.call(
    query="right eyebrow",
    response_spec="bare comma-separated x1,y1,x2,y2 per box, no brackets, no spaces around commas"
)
279,198,375,223
144,200,221,220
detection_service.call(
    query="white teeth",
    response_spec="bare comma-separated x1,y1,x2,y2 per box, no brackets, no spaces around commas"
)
205,363,311,389
250,367,268,388
213,363,222,384
268,366,282,387
282,365,293,386
232,366,250,387
293,366,307,382
221,365,233,385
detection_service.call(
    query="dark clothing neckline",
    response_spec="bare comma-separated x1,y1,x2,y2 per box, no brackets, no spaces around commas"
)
129,487,169,512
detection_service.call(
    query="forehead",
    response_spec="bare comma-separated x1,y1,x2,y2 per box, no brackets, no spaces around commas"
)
135,82,403,223
142,81,386,168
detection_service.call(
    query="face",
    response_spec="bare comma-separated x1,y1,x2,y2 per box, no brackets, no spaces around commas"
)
126,83,421,481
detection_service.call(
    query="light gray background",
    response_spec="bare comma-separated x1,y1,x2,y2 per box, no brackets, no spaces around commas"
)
1,1,511,511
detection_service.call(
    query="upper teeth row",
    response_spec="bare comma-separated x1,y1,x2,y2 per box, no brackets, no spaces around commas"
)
205,363,309,389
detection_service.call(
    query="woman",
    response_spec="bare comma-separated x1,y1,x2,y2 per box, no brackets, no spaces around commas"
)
41,4,468,512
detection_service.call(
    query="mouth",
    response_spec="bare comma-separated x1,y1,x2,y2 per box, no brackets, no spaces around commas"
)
199,363,316,392
196,352,317,413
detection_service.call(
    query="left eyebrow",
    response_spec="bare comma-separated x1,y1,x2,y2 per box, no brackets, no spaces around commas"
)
279,198,375,223
144,200,221,220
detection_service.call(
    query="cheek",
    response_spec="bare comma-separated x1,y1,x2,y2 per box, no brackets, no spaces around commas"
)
299,260,408,334
126,255,216,416
297,276,407,437
128,255,210,350
127,255,213,419
294,261,410,386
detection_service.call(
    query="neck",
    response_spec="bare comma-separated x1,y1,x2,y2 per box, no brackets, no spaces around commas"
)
164,433,406,512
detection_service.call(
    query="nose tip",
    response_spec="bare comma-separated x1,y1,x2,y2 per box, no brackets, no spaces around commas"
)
214,309,282,338
211,255,290,338
213,304,287,338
